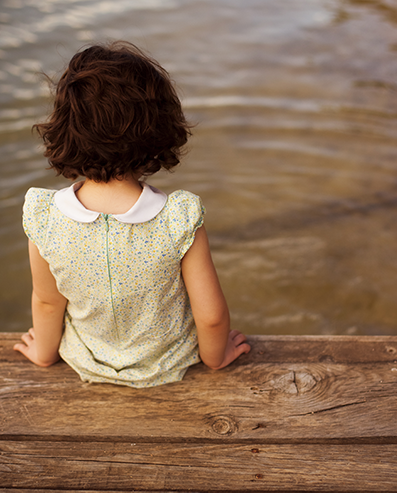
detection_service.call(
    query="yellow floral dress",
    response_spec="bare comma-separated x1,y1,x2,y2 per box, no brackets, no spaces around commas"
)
23,182,204,387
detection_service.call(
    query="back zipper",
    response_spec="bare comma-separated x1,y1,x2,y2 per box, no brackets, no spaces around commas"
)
102,213,117,328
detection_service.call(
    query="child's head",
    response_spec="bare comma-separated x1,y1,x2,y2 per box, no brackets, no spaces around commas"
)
34,41,191,182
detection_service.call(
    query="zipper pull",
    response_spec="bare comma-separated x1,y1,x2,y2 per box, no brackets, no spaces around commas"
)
102,213,109,232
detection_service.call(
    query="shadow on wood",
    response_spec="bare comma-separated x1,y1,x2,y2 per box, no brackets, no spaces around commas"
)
1,333,397,492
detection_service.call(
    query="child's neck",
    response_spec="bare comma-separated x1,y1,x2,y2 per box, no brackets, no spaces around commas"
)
75,176,143,215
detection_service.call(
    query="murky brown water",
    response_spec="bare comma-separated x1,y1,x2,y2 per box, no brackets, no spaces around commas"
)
1,0,397,335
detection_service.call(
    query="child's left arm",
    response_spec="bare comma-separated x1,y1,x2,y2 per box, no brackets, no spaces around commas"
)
14,240,67,367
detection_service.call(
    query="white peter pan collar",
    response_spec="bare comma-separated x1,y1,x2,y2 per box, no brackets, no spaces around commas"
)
54,181,167,224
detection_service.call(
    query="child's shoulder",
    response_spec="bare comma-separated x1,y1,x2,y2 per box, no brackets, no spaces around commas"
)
161,190,205,258
166,189,203,207
23,187,57,213
25,187,57,204
164,189,205,218
23,188,58,247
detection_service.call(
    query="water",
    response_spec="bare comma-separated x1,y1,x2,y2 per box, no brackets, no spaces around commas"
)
1,0,397,335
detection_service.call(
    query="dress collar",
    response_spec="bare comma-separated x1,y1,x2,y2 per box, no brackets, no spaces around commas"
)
54,181,167,224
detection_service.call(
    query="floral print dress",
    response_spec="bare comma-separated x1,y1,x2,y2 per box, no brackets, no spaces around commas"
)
23,182,204,387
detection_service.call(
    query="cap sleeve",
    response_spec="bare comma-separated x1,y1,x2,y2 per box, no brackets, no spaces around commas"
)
166,190,205,259
22,188,54,249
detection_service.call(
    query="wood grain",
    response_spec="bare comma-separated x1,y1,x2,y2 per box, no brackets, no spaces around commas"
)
1,334,397,491
1,441,397,491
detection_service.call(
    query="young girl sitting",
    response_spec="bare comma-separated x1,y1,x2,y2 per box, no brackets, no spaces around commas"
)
14,41,251,388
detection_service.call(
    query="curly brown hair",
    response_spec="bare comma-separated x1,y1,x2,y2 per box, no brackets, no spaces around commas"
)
34,41,192,182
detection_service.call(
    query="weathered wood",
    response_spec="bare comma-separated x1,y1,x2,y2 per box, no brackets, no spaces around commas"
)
1,333,397,491
2,441,397,491
0,487,195,493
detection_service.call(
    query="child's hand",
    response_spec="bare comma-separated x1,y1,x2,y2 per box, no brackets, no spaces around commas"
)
13,328,60,367
211,330,251,370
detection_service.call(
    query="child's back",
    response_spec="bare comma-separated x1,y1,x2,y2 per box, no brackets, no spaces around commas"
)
15,42,251,387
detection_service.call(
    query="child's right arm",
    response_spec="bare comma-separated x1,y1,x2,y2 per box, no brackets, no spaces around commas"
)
14,240,67,367
181,226,251,369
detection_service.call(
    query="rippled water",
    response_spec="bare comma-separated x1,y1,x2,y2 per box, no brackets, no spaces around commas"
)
1,0,397,335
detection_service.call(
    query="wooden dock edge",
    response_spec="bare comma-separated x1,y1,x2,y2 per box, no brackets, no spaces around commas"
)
1,333,397,492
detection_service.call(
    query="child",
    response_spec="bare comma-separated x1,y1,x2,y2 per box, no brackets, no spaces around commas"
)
14,41,251,388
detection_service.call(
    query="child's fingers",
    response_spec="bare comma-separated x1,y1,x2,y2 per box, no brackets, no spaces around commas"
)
230,329,248,342
230,331,251,357
235,342,251,356
13,343,28,356
229,329,240,338
28,328,35,338
234,335,247,347
21,332,33,346
231,332,248,346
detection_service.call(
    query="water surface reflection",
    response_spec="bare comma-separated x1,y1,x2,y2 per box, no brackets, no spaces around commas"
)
1,0,397,335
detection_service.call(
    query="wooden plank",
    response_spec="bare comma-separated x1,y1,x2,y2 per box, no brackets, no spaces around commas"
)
1,335,397,443
0,491,190,493
3,333,397,363
1,441,397,492
1,334,397,492
0,487,184,493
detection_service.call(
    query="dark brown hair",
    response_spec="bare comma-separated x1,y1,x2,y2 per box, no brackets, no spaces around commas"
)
34,41,191,182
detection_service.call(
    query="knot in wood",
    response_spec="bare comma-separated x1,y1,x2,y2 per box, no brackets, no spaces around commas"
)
210,416,238,435
270,370,317,394
319,354,335,363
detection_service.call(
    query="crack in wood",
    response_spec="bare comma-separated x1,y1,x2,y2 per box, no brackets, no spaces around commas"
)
227,405,256,409
251,423,266,430
4,455,216,467
289,400,367,417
